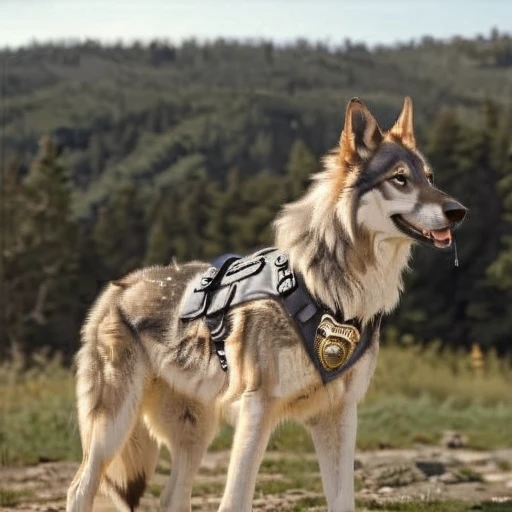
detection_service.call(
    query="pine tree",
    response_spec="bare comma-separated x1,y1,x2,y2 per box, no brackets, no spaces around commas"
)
145,172,221,264
88,133,107,178
204,168,243,256
4,137,80,358
0,160,24,358
397,104,508,351
234,170,288,250
397,111,470,338
485,108,512,350
286,139,317,199
144,187,181,265
93,182,148,278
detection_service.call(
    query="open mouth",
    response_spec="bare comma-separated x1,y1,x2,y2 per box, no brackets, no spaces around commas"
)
391,215,453,249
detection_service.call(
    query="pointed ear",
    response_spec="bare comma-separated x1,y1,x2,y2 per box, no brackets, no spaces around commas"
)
340,98,383,163
389,96,415,149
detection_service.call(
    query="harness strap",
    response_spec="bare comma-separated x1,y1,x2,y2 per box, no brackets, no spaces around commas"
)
205,283,238,371
281,273,380,383
180,248,382,383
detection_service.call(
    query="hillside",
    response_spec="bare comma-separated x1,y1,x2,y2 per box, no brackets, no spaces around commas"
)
2,35,512,359
2,36,512,217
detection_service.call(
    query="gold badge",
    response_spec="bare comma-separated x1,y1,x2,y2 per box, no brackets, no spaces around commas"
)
314,314,360,371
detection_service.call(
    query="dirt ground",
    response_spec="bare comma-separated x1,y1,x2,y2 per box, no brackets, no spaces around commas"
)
2,447,512,511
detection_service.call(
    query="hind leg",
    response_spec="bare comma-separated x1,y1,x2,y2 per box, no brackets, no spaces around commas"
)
100,418,160,511
161,419,214,512
67,411,140,512
144,383,218,512
67,315,147,512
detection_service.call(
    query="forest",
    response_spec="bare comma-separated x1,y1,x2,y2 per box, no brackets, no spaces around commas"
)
2,32,512,362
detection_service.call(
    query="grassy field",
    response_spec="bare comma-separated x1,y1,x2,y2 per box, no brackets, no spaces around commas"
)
1,340,511,467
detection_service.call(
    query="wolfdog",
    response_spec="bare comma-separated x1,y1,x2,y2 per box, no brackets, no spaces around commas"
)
67,97,466,512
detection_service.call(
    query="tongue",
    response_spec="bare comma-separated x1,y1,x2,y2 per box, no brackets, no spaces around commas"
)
431,228,452,247
431,228,451,241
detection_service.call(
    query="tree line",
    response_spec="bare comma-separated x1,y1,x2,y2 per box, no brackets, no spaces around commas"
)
1,99,512,362
2,36,512,362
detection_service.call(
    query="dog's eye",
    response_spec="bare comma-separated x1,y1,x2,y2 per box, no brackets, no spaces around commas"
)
392,174,407,186
427,174,434,185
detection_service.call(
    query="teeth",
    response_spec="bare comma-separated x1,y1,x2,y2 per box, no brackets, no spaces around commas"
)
422,229,432,238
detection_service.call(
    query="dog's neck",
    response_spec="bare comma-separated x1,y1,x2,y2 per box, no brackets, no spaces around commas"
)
274,175,412,324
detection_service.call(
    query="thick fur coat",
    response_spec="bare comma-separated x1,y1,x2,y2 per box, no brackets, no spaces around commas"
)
67,97,466,512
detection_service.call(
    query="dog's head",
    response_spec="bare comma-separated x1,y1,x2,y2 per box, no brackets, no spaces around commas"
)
334,97,467,249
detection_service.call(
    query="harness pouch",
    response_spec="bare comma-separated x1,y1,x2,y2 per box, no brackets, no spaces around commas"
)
181,248,296,321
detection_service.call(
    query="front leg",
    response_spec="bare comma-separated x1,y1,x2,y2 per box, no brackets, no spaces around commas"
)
307,401,358,512
218,390,275,512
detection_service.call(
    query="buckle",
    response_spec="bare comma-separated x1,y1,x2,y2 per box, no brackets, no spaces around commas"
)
277,268,295,294
195,267,218,292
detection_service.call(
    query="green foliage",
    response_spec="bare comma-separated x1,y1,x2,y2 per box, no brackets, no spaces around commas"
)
92,182,148,277
357,395,512,450
2,38,512,358
0,350,78,465
0,489,32,507
1,138,82,360
370,338,512,406
286,139,318,198
395,103,512,352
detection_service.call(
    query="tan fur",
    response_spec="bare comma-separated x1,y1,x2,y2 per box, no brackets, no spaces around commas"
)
340,98,383,164
67,97,464,512
332,99,383,200
387,96,416,149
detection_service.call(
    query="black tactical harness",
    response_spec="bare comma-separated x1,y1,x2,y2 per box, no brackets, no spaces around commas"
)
180,247,382,384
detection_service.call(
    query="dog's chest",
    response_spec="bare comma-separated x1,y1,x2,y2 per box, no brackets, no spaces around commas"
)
344,242,411,320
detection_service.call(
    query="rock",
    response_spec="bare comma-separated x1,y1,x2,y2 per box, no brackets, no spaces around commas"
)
439,472,461,484
441,430,468,449
484,473,512,483
378,486,394,494
439,467,484,484
415,460,447,477
366,461,427,488
494,449,512,462
493,449,512,471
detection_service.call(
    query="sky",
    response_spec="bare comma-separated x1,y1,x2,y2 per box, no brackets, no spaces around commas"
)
1,0,511,49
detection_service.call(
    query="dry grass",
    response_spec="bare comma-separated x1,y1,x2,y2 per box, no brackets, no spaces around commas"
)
0,350,78,465
0,340,511,465
371,334,512,406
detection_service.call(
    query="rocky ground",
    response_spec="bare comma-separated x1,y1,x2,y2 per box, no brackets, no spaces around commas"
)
2,446,512,511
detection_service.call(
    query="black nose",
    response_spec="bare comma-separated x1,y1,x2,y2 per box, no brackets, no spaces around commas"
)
443,201,467,224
